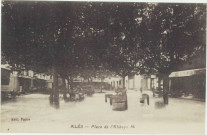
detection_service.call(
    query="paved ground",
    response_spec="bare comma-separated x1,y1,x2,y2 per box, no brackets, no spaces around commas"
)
1,90,205,134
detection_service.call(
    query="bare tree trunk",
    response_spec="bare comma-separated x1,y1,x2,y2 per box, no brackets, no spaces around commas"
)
122,76,125,89
158,74,162,97
50,66,59,108
70,77,73,91
67,77,70,91
62,77,67,100
162,73,170,104
122,76,128,109
101,78,103,93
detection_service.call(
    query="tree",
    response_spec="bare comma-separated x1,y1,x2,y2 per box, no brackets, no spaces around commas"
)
2,2,205,106
1,2,83,108
77,3,147,88
138,3,206,103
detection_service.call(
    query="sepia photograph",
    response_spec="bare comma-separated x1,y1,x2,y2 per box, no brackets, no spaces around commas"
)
0,1,206,134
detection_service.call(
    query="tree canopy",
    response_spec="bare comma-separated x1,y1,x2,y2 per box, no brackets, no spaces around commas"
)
2,2,206,105
137,3,206,74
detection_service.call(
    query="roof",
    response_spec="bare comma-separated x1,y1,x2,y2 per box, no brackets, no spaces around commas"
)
169,68,206,78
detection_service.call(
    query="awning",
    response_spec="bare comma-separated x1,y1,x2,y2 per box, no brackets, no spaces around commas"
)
169,68,206,78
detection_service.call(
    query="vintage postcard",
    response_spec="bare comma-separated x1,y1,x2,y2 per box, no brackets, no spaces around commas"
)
1,1,206,134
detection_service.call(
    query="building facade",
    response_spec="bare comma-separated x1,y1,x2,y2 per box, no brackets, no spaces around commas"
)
1,64,53,97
